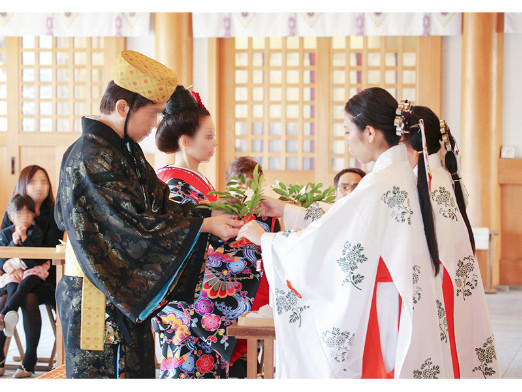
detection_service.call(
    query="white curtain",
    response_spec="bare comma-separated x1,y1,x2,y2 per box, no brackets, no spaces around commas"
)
0,13,150,36
192,12,463,38
505,13,522,33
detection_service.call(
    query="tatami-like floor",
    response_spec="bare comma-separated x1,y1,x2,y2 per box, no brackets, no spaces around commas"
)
2,287,522,379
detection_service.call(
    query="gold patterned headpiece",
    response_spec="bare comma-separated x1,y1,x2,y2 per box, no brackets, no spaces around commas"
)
439,119,453,152
394,99,413,136
112,50,177,104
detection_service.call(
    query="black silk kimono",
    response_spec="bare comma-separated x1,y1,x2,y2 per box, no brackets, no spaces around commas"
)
54,117,210,378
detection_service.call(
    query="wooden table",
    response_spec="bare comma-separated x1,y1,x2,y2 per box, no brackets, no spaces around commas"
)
227,324,275,379
0,245,66,368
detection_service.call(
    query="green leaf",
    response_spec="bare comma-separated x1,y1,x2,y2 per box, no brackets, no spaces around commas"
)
272,188,287,196
258,173,264,186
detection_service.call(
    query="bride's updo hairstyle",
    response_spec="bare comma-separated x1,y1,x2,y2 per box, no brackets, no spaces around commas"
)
155,85,210,153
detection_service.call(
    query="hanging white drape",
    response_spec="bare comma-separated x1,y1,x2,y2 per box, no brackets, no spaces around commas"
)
505,13,522,33
192,12,463,38
0,13,150,36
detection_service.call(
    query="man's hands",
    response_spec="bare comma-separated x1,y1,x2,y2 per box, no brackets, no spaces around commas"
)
201,216,244,241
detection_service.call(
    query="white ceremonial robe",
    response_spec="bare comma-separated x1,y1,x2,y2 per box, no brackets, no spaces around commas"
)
261,145,452,378
428,153,500,379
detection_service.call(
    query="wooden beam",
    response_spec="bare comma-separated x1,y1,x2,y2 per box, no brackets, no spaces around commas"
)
154,12,193,171
417,36,442,116
460,13,504,285
498,158,522,185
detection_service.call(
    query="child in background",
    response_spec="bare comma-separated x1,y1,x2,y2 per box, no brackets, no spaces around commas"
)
0,194,45,341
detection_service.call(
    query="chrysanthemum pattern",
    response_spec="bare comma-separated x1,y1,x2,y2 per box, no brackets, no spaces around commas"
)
413,357,441,379
455,256,478,301
472,336,497,378
430,186,459,221
275,288,309,327
321,327,355,363
336,241,367,290
412,265,422,309
436,299,448,343
280,228,299,237
381,186,413,225
304,202,326,222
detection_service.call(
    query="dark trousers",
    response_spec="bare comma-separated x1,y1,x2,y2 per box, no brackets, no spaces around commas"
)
1,275,43,315
0,276,46,371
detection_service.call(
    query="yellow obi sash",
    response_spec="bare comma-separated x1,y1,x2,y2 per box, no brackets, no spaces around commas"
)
64,241,106,351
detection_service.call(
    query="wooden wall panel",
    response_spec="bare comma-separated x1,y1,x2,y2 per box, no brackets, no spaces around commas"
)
1,37,125,218
499,158,522,285
217,36,441,192
499,158,522,185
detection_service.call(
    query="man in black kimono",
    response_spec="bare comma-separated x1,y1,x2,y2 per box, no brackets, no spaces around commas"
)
54,50,242,378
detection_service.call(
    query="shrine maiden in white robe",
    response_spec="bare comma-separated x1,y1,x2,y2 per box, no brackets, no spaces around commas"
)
261,144,452,378
428,153,500,378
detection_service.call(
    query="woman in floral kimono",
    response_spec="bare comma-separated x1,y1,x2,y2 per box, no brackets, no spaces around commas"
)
402,105,499,378
238,87,454,378
152,87,277,378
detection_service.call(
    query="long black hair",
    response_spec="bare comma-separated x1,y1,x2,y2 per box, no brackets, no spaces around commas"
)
408,106,475,253
346,88,440,276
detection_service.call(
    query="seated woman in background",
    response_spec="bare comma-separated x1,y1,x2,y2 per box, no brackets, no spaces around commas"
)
0,165,63,378
334,168,367,200
152,87,277,379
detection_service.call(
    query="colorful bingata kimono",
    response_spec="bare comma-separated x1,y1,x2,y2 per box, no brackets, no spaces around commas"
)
427,153,500,378
152,165,278,379
261,144,454,378
54,117,210,379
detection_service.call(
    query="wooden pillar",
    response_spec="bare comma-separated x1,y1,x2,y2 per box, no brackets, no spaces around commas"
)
460,13,504,286
153,12,193,170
